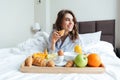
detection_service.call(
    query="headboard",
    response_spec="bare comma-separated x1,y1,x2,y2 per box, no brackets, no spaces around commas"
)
78,20,115,47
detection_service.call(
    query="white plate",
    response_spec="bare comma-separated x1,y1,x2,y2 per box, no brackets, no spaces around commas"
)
55,61,67,67
64,52,77,61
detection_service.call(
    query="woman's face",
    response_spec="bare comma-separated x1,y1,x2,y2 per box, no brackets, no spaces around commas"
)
61,13,74,32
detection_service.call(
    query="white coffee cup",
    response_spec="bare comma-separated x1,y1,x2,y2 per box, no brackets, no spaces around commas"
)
57,56,64,63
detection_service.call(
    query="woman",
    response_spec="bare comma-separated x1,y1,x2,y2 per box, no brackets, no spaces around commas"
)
48,9,80,53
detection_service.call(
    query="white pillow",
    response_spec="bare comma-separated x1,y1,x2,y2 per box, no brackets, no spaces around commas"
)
79,31,102,48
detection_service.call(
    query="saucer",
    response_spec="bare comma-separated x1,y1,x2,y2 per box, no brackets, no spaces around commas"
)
64,52,77,61
55,61,67,67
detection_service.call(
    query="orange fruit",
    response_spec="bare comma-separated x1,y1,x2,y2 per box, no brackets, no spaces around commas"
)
87,53,101,67
74,45,82,54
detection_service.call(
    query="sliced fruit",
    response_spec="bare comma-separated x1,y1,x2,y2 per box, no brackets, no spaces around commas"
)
46,54,57,60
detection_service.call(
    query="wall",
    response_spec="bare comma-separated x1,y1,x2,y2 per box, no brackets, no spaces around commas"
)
50,0,116,27
0,0,34,48
116,0,120,48
35,0,119,47
34,0,50,32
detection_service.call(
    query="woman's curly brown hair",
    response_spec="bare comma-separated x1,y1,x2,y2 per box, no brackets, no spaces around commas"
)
53,9,79,42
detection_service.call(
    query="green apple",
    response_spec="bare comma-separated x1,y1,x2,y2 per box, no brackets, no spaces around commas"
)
74,54,88,67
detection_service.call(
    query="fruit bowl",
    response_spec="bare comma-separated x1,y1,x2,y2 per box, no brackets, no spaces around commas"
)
64,52,77,61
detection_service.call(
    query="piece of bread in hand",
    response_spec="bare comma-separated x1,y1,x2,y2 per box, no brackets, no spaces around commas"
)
25,56,33,67
57,30,65,36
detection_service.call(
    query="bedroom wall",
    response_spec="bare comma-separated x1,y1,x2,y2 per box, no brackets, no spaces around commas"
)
0,0,34,48
34,0,50,32
35,0,120,47
50,0,116,26
116,0,120,48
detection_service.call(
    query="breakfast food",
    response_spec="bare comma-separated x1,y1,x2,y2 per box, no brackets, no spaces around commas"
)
58,50,64,56
25,56,33,67
32,50,48,59
46,60,55,67
57,30,65,36
65,60,74,67
74,54,88,67
74,45,82,54
87,53,101,67
23,49,103,71
46,54,57,60
32,57,46,67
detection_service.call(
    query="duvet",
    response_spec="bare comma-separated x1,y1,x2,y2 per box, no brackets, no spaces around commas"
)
0,31,120,80
0,41,120,80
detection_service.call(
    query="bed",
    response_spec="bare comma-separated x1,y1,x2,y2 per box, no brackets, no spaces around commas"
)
78,19,115,47
0,19,120,80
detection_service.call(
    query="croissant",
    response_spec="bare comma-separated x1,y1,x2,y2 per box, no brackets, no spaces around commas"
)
65,60,74,67
25,56,33,67
46,60,55,67
32,57,46,67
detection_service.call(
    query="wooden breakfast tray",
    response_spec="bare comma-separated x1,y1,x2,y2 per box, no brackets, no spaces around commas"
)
20,62,105,74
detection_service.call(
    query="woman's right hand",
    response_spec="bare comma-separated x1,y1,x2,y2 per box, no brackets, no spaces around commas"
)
51,31,61,44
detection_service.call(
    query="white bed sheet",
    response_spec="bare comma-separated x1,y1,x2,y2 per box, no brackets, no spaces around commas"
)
0,41,120,80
